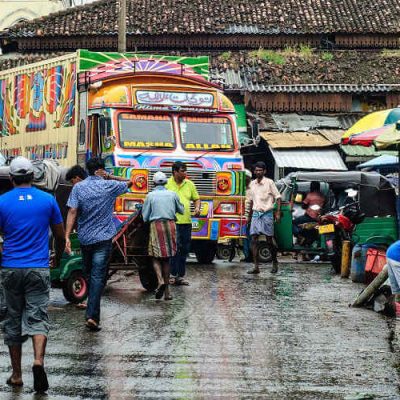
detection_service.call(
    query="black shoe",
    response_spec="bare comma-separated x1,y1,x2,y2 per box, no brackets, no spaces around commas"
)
271,262,278,274
32,365,49,393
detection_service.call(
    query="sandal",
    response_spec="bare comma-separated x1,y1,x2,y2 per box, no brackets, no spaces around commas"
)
155,284,166,299
175,278,189,286
6,377,23,387
85,319,102,332
247,269,260,274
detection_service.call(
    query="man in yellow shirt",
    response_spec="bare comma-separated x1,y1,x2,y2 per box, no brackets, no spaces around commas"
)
166,161,200,285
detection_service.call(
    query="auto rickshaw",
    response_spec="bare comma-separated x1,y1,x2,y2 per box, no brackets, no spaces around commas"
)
275,171,398,267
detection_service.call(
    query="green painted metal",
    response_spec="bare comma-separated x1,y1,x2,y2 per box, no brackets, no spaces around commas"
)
78,50,210,80
341,144,397,157
274,202,293,251
353,216,397,245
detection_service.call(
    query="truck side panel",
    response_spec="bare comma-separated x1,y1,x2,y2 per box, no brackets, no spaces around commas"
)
0,53,78,166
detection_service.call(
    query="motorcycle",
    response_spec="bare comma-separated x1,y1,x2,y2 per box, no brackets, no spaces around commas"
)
299,196,365,272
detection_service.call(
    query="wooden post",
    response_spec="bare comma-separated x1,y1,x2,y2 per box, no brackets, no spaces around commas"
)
340,240,351,278
352,264,388,307
118,0,127,53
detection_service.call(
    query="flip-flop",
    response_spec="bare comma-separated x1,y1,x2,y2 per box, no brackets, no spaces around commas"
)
6,377,23,387
247,269,260,274
32,365,49,393
155,284,166,299
85,319,102,332
175,279,190,286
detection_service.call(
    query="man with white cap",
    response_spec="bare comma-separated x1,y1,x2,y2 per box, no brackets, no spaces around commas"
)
142,171,184,300
0,157,65,393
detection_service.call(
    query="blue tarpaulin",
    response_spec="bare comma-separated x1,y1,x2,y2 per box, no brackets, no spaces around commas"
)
357,154,398,169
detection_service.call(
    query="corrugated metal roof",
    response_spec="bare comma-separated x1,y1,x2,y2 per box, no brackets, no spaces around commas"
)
317,129,345,145
260,132,332,148
214,70,400,93
271,113,344,131
270,148,347,170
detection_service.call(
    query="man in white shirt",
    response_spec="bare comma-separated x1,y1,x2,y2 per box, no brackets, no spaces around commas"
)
245,161,281,274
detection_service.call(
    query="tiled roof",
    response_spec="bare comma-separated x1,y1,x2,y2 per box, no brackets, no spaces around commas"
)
212,50,400,90
3,0,400,38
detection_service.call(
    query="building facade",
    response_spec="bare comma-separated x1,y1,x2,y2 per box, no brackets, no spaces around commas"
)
0,0,65,32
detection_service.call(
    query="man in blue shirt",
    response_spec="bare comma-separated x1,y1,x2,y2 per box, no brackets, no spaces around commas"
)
65,157,132,331
0,157,65,393
142,171,184,300
386,240,400,305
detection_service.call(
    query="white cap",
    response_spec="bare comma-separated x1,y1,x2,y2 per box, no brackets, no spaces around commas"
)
153,171,167,185
9,157,33,176
245,169,252,178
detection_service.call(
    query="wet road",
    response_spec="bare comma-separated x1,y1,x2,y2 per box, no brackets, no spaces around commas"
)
0,259,399,399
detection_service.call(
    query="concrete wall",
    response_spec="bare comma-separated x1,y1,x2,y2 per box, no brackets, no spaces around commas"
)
0,1,65,31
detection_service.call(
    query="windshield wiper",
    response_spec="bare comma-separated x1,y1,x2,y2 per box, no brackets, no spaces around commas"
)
133,148,155,157
195,150,213,160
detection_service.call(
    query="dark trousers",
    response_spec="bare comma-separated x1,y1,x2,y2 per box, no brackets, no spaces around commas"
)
81,239,112,323
293,214,318,243
170,224,192,278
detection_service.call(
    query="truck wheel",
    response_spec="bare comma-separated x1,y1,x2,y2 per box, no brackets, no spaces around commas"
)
216,244,232,260
194,241,217,264
62,271,88,304
257,242,272,263
139,266,158,292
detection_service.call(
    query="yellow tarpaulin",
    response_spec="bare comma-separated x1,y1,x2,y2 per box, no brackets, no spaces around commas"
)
342,108,400,140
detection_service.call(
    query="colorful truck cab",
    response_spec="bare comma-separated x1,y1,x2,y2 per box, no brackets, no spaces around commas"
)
0,50,246,263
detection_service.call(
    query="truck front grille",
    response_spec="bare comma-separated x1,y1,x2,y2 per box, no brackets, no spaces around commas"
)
148,169,216,195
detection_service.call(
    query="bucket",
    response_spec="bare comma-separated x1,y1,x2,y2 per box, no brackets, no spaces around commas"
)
365,248,387,284
351,244,368,283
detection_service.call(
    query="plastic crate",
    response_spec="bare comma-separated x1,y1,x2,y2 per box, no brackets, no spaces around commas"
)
365,248,386,284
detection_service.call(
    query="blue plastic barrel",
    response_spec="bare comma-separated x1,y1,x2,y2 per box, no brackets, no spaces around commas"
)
351,244,366,283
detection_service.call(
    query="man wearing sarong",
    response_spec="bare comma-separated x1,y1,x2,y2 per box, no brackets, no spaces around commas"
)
142,171,184,300
245,161,281,274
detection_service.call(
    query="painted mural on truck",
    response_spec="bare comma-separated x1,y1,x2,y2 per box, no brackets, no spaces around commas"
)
0,61,76,138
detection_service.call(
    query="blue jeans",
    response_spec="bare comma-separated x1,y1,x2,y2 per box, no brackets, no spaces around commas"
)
170,224,192,278
81,239,112,323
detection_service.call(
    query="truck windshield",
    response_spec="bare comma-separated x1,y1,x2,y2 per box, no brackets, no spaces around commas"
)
179,116,234,151
118,114,175,149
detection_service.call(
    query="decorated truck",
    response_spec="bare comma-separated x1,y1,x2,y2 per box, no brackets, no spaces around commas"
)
0,50,246,263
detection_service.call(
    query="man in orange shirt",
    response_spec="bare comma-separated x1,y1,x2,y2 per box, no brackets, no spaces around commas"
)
245,161,281,274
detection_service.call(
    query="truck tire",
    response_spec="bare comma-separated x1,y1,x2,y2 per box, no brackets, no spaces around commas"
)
216,244,232,260
257,242,272,263
194,241,217,264
139,266,158,292
62,271,88,304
